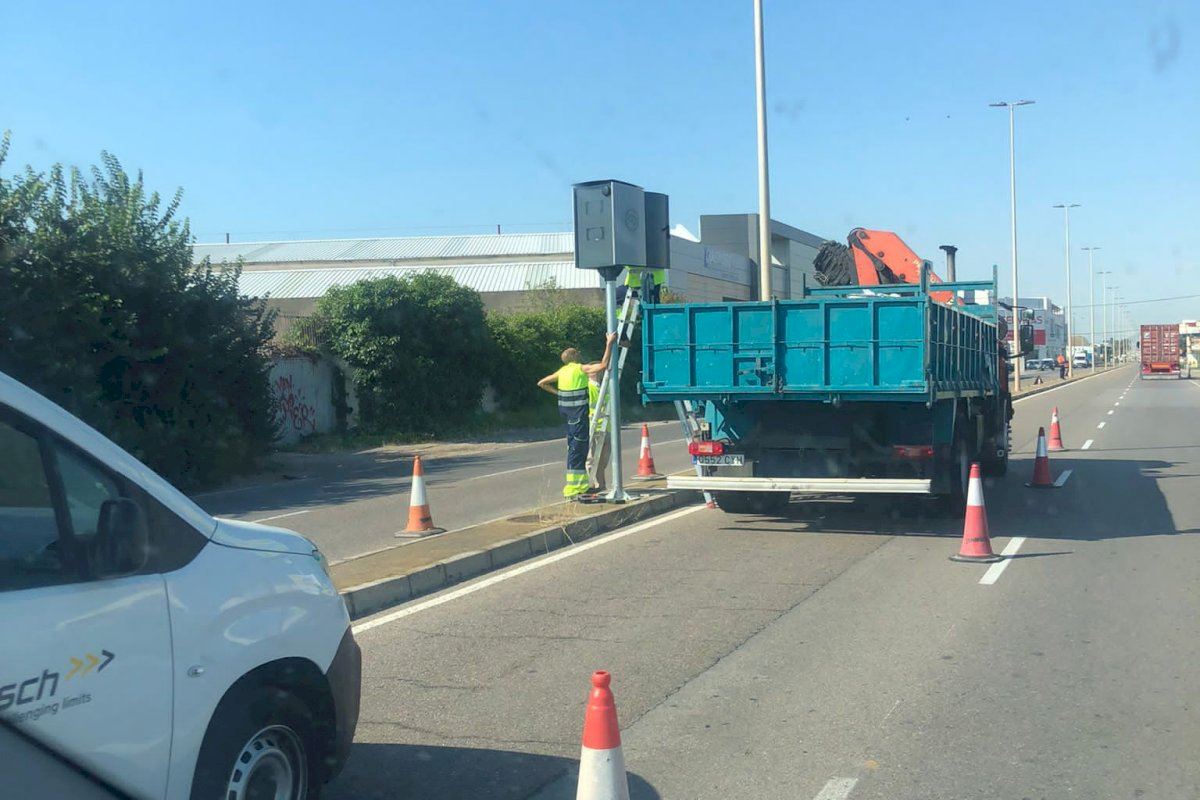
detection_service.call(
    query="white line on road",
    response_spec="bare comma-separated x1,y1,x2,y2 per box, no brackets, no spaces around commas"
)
1107,409,1115,415
353,503,705,634
1082,439,1094,450
1097,421,1106,429
1114,401,1120,406
979,536,1027,585
1054,469,1073,487
462,461,557,481
813,778,859,800
248,509,312,523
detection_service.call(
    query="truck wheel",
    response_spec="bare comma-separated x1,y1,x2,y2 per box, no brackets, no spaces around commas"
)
192,685,320,800
937,434,970,515
714,491,789,515
981,421,1010,477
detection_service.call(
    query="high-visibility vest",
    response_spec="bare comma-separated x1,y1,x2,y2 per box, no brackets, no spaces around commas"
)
624,267,666,289
588,379,608,432
556,362,588,413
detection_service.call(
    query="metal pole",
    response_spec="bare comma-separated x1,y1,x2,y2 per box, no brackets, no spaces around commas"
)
1098,272,1110,369
603,279,629,503
1083,246,1099,370
753,0,772,301
991,100,1033,390
1054,204,1079,376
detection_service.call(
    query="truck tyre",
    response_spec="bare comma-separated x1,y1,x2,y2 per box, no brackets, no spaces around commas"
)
936,431,970,516
192,684,320,800
714,491,790,515
981,420,1010,477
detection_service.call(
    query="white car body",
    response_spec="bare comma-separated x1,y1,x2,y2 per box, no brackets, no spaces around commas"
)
0,370,359,799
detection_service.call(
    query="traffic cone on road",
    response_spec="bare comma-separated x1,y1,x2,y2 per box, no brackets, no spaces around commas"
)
575,671,630,800
632,424,662,480
1026,427,1058,489
1047,406,1066,451
950,463,1003,563
397,456,445,537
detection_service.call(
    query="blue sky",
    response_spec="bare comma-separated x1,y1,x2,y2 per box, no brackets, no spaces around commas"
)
2,0,1195,335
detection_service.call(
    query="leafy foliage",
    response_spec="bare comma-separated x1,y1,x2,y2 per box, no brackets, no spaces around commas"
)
313,273,490,432
0,134,277,488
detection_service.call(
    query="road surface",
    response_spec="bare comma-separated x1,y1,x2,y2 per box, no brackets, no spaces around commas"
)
331,366,1200,799
196,420,690,562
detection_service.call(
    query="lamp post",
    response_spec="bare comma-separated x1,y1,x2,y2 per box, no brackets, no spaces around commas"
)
1097,271,1111,369
1053,203,1081,375
1108,286,1120,370
991,99,1035,391
1082,246,1100,370
753,0,772,301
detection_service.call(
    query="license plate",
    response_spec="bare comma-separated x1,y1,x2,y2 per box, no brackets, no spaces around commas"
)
694,454,744,466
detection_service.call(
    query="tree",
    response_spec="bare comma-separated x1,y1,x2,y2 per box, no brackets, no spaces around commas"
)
0,133,277,488
313,273,490,432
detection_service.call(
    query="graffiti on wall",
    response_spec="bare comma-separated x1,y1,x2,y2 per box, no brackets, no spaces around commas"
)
274,374,318,435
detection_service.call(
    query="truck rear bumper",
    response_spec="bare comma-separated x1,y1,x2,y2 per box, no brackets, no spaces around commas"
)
667,476,933,494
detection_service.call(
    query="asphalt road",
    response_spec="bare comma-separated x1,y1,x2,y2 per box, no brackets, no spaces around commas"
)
194,420,691,562
332,365,1200,799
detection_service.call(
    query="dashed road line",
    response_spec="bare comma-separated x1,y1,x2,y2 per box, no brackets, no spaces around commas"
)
813,778,859,800
247,509,312,523
1097,422,1106,429
1054,469,1073,487
979,536,1027,585
1107,409,1115,415
1082,439,1094,450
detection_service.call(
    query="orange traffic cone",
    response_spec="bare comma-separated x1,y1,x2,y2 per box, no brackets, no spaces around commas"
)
396,456,445,537
576,671,630,800
1047,406,1066,451
631,424,662,480
1026,427,1058,488
950,463,1003,563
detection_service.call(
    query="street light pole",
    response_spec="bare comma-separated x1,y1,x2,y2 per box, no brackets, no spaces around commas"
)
991,100,1035,391
1082,246,1100,371
1097,271,1111,369
1053,203,1081,376
1108,286,1119,371
752,0,772,302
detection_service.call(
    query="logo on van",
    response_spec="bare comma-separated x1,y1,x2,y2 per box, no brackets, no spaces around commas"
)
0,649,115,722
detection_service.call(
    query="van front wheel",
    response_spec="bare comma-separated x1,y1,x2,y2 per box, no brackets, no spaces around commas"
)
192,686,318,800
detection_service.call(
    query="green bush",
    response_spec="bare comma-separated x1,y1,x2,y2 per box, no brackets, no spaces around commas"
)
0,135,276,488
314,273,490,433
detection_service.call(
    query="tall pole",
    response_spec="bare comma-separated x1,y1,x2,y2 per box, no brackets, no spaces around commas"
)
1083,246,1100,370
1098,271,1110,369
753,0,772,301
1053,204,1080,376
992,100,1034,391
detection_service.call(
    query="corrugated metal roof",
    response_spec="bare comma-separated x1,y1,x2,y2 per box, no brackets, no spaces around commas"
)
238,261,601,299
195,232,573,265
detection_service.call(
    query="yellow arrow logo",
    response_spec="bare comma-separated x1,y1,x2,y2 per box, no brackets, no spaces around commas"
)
81,653,100,677
66,657,84,680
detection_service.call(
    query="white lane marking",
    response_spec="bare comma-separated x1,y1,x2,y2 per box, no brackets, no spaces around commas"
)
1082,439,1094,450
248,509,312,523
979,536,1027,585
814,778,859,800
1107,409,1114,415
1054,469,1073,487
353,504,705,634
462,461,557,482
1097,422,1106,429
1114,401,1120,406
880,699,901,725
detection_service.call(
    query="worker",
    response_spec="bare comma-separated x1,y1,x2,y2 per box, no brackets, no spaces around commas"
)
1057,353,1067,380
585,372,611,494
616,266,666,310
538,332,617,499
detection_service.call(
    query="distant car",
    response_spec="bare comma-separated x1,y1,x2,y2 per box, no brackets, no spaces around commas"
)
1024,359,1040,370
1039,358,1057,371
1072,354,1091,369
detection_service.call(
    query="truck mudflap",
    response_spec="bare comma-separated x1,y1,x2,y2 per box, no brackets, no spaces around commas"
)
667,476,933,494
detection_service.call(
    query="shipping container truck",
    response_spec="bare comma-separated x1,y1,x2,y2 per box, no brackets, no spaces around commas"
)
1140,323,1182,379
641,267,1013,514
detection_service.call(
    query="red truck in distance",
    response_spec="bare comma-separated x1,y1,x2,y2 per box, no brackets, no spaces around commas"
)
1140,323,1182,379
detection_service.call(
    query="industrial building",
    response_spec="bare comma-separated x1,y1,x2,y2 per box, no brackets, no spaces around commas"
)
998,296,1068,360
193,214,828,334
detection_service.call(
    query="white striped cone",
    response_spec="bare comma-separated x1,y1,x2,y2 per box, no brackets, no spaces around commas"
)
576,671,630,800
397,456,445,537
632,424,662,480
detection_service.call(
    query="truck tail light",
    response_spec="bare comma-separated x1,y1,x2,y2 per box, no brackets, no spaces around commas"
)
689,440,725,456
893,445,934,459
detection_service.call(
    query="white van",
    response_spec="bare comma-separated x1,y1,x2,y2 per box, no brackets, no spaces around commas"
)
0,369,360,799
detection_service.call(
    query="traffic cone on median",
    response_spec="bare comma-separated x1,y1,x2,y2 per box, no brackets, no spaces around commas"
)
950,463,1003,563
631,424,662,480
1026,427,1058,489
1047,406,1066,451
576,671,630,800
397,456,445,537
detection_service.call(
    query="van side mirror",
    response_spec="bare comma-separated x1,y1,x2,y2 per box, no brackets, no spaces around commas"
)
1017,321,1035,356
93,498,149,578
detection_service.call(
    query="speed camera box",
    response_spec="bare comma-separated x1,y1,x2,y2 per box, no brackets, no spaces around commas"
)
573,180,647,270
